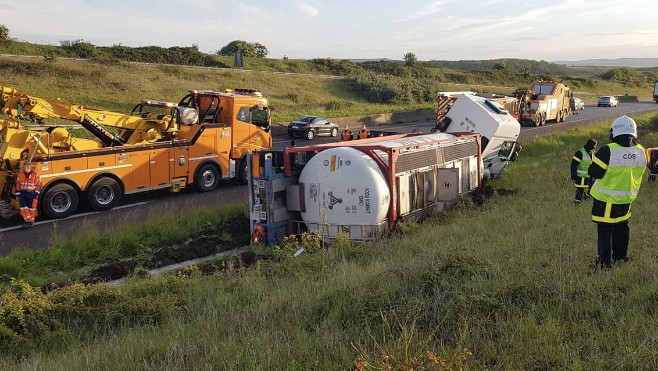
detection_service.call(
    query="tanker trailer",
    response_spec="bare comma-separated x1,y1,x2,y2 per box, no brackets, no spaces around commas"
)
248,132,483,245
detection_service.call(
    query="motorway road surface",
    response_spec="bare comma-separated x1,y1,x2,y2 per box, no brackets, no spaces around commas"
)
2,101,658,255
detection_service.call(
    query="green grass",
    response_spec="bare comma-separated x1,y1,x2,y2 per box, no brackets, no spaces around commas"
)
3,53,658,369
0,205,247,287
3,113,658,369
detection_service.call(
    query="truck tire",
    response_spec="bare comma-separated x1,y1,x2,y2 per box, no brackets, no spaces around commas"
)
195,163,220,192
87,177,122,211
237,157,249,185
42,183,79,219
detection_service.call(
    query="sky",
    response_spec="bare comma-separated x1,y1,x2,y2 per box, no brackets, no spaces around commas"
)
1,0,657,62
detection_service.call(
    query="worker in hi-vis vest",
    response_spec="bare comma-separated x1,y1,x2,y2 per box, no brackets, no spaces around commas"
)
15,163,42,228
570,138,597,205
588,116,646,269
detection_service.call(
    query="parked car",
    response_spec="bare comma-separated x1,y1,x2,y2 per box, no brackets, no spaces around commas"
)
598,96,619,107
570,97,585,112
287,115,339,140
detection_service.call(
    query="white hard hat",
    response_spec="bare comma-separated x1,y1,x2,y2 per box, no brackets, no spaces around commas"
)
610,115,637,138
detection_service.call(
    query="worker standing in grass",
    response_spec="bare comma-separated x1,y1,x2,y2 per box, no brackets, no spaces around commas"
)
588,116,646,268
15,163,42,228
570,138,597,205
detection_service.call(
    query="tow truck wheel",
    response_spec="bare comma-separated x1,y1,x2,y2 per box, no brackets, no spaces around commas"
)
237,158,249,185
42,183,79,219
196,163,220,192
88,177,122,211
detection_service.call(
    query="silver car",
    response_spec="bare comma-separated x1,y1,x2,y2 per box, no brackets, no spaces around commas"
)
570,97,584,112
598,96,619,107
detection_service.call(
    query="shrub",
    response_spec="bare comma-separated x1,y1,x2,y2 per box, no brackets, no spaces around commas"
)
0,277,183,358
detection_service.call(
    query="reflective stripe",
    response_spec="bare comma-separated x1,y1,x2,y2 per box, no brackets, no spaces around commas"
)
575,177,588,188
592,155,607,169
16,172,42,192
592,202,631,223
592,213,630,223
590,182,638,197
608,146,647,167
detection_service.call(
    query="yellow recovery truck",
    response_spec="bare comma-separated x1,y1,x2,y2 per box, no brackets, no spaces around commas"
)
0,86,271,219
515,81,572,126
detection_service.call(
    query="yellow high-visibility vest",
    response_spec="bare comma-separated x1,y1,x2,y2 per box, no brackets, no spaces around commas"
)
590,143,646,204
574,147,593,178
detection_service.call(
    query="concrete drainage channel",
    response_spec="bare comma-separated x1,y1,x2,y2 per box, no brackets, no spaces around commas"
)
105,246,247,286
104,245,308,286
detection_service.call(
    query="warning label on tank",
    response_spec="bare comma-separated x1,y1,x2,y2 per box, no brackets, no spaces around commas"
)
309,183,318,203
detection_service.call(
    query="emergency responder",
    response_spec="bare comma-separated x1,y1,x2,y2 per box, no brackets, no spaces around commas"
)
15,163,42,227
358,123,370,139
570,138,597,204
588,116,646,268
646,147,658,182
341,125,352,141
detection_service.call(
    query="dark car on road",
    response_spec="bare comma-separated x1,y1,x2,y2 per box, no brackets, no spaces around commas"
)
287,115,339,140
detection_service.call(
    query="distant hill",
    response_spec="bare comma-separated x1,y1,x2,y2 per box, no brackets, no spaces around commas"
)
555,58,658,68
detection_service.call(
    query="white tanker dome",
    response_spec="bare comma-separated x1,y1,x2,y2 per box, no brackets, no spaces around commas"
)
299,147,390,228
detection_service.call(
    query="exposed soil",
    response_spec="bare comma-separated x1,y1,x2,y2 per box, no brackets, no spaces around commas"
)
468,185,518,206
82,216,253,283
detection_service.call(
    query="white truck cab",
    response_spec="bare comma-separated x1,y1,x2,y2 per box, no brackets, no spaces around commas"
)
436,94,522,179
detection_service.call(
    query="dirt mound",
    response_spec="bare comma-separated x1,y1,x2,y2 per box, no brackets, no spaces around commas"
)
468,185,518,206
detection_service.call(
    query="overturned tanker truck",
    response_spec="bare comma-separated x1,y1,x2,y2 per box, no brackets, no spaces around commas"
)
248,94,522,245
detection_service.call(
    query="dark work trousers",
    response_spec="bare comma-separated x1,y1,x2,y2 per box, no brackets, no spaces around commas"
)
574,177,592,204
575,187,589,203
596,221,630,266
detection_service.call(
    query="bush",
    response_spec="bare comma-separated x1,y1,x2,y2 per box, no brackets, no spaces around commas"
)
0,277,183,358
325,100,352,110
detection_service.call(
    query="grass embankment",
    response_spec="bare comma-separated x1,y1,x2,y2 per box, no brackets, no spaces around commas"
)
0,57,434,124
3,114,658,369
1,57,655,127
